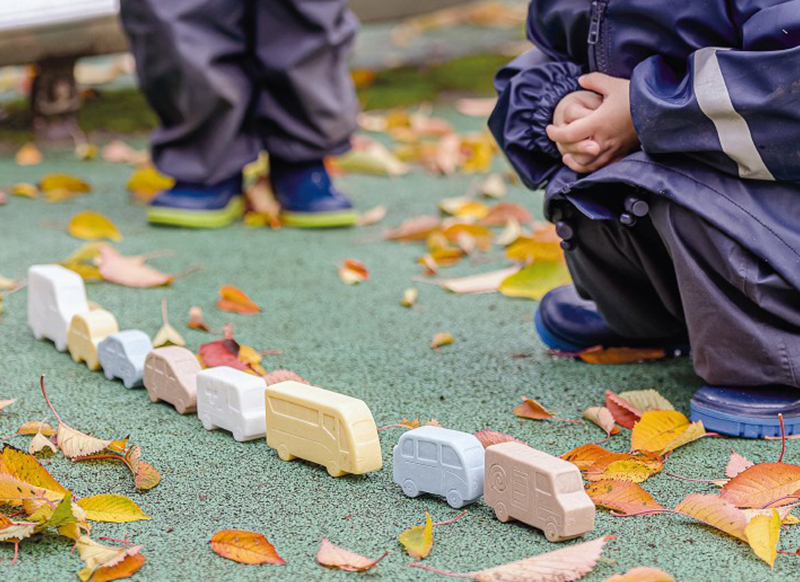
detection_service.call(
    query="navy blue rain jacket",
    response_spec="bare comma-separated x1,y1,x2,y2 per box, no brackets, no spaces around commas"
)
489,0,800,290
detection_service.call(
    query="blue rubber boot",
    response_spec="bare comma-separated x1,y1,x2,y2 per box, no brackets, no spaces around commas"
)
534,285,690,354
690,386,800,438
271,158,357,228
147,174,244,228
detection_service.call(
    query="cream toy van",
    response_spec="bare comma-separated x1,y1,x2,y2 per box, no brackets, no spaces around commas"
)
197,366,266,442
485,442,595,542
28,264,90,351
143,346,201,414
264,381,382,477
393,426,485,508
67,309,119,371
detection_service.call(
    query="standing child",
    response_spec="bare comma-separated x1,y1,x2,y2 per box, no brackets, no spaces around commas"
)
120,0,359,228
489,0,800,437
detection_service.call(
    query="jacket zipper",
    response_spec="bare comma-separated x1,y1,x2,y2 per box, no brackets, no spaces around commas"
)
587,0,608,73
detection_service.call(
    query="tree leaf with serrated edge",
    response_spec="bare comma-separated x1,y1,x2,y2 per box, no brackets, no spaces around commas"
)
561,443,631,474
0,445,69,498
605,391,643,429
473,430,525,449
583,407,620,437
720,462,800,508
57,423,114,459
68,212,122,242
0,399,16,412
631,410,705,454
34,493,77,531
210,529,285,565
217,284,261,314
78,494,150,523
602,567,676,582
746,510,781,568
726,450,755,479
480,202,531,227
384,215,441,241
586,480,664,516
85,553,146,582
399,511,433,559
97,246,173,288
590,457,663,483
675,493,748,541
499,261,572,301
574,347,666,365
0,514,37,542
17,421,56,437
29,432,57,455
514,396,553,420
76,536,143,582
316,538,388,571
617,389,674,412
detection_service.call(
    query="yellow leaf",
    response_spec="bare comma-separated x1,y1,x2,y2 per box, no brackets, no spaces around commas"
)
57,423,114,459
783,514,800,525
17,421,56,437
630,410,705,454
86,553,145,582
40,174,92,203
431,332,454,349
585,480,664,516
210,529,285,564
11,183,39,198
499,261,572,301
401,288,418,307
29,432,57,456
15,142,42,165
460,134,495,174
0,446,69,498
593,457,662,483
577,347,667,365
217,285,262,314
675,493,748,541
603,567,676,582
126,165,174,202
68,212,123,242
505,236,563,263
399,511,433,559
77,494,150,523
745,510,781,568
74,143,98,161
617,389,674,411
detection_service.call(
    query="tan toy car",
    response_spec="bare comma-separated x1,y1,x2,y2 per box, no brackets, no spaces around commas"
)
67,309,119,371
143,346,201,414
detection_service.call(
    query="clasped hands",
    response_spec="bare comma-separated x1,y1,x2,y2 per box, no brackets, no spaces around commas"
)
546,72,639,174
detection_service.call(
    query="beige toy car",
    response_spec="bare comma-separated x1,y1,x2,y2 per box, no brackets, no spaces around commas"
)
484,442,595,542
143,346,201,414
67,309,119,371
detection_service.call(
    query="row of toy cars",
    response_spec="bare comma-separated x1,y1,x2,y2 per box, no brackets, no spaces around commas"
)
26,264,595,542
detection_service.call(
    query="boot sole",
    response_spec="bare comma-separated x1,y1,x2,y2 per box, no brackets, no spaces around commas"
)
280,209,358,228
690,400,800,438
147,197,244,228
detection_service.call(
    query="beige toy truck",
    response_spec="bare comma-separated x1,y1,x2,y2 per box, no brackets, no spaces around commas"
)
67,309,119,371
143,346,201,414
484,442,595,542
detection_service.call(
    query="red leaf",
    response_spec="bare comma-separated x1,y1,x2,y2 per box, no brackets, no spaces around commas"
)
605,391,643,429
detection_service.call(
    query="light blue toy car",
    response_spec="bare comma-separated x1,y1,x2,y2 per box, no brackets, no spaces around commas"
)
393,426,485,508
97,330,152,389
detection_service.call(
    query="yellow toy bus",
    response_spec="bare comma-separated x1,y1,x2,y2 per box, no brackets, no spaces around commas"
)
67,309,119,371
264,381,382,477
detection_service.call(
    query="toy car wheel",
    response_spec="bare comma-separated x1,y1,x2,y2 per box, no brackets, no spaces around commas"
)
233,429,245,442
494,502,510,523
104,370,114,381
277,444,294,461
201,417,215,431
326,462,343,477
402,479,420,498
32,328,44,341
544,520,562,542
176,400,187,414
446,489,464,509
148,392,159,403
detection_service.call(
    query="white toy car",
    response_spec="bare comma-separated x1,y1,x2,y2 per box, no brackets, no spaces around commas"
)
97,330,152,388
28,264,90,351
197,366,267,442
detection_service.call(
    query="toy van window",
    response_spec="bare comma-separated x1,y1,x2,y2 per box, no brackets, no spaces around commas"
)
272,398,319,426
441,446,462,469
557,472,582,493
418,440,438,462
322,414,336,438
339,422,350,453
535,472,552,495
402,438,414,457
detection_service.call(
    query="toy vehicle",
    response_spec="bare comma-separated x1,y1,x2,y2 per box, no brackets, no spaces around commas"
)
97,330,152,388
484,442,595,542
28,264,90,351
143,346,201,414
264,381,382,477
67,309,119,371
393,426,485,508
197,366,267,442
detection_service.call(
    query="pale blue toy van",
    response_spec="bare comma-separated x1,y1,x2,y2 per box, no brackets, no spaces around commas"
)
97,330,152,388
393,426,485,508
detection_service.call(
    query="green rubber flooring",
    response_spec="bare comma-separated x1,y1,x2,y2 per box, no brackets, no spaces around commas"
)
0,111,798,582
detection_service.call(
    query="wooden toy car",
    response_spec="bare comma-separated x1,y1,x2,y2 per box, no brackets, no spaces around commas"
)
67,309,119,371
28,264,90,351
264,381,382,477
484,442,595,542
97,330,152,388
393,426,485,508
197,366,267,442
143,346,201,414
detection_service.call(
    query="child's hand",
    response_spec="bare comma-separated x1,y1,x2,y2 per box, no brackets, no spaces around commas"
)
546,73,639,174
551,91,603,164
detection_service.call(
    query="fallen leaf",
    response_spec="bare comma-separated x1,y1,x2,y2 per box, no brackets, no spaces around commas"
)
217,285,261,314
126,164,174,203
631,410,705,455
29,432,57,456
499,261,572,301
441,224,492,251
456,97,497,118
573,347,667,365
102,140,148,165
472,430,525,449
561,444,630,473
97,246,173,288
384,215,441,241
438,197,490,220
210,529,285,565
77,494,150,523
357,205,387,226
480,203,532,227
244,176,281,229
585,480,664,515
0,190,5,205
479,173,506,198
76,536,143,581
17,421,56,437
16,142,42,165
40,174,92,203
0,398,16,412
782,513,800,525
431,133,462,175
125,447,161,491
495,218,522,246
745,510,781,568
460,134,495,174
187,306,210,332
616,389,674,412
333,138,410,176
339,259,370,285
75,143,98,161
431,332,454,349
720,463,800,509
514,396,553,420
602,567,676,582
0,274,17,290
316,538,387,572
605,391,643,429
593,457,663,483
86,553,146,582
399,511,433,559
583,407,620,437
11,183,39,199
68,212,123,242
675,493,748,541
438,267,520,295
418,248,464,273
262,369,308,386
401,288,418,307
726,450,755,479
60,243,105,281
0,513,38,543
153,299,185,348
0,445,69,501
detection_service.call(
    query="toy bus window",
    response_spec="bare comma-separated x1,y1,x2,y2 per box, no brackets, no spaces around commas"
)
557,472,582,493
155,359,165,374
417,440,437,462
402,438,414,457
322,413,336,438
441,446,462,469
535,473,552,495
272,399,318,426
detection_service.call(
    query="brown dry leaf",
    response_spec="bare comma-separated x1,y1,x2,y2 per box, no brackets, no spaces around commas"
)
124,446,161,491
585,480,664,515
616,389,674,412
745,510,781,568
210,529,285,565
431,332,454,349
17,421,57,437
631,410,706,455
68,212,123,242
126,164,174,203
575,347,667,365
473,430,525,449
384,215,441,241
339,259,370,285
357,205,387,227
401,288,418,307
16,142,42,165
720,463,800,508
726,450,755,479
605,391,643,430
217,284,261,314
603,567,676,582
97,246,173,288
316,538,388,572
399,511,433,560
187,306,210,332
438,267,520,295
101,140,149,165
11,183,40,199
86,553,146,582
40,174,92,203
514,396,554,420
29,432,57,456
583,407,620,438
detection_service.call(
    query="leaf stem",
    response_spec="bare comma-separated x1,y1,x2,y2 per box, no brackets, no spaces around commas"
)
410,563,475,578
779,413,786,463
664,471,722,483
760,495,800,509
39,376,62,426
376,424,411,432
610,508,674,517
432,510,467,527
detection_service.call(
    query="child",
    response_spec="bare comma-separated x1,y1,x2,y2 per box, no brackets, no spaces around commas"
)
120,0,359,228
489,0,800,438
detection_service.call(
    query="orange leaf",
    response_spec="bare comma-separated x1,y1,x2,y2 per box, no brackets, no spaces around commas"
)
87,553,146,582
210,530,285,565
339,259,370,285
514,395,553,420
418,248,464,270
603,567,676,582
16,421,57,437
16,142,42,166
217,285,261,315
561,443,630,473
316,538,387,572
187,306,210,332
441,224,492,251
605,391,643,429
675,493,749,541
576,347,666,365
720,463,800,509
431,332,454,349
480,202,532,226
473,430,525,449
630,410,705,454
586,480,664,516
384,216,441,241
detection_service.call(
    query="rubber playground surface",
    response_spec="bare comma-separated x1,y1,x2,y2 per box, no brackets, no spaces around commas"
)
1,112,798,581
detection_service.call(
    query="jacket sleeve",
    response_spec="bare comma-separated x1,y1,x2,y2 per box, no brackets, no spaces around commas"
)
489,47,586,189
630,0,800,182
